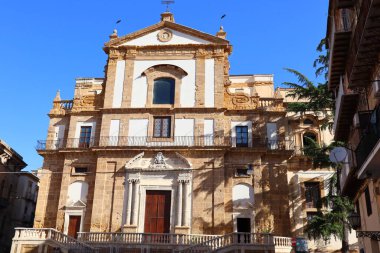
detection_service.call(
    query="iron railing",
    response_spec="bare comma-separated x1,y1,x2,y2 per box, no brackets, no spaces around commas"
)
355,107,380,170
36,136,294,151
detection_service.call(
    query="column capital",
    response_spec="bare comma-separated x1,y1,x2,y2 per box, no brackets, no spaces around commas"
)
128,178,140,184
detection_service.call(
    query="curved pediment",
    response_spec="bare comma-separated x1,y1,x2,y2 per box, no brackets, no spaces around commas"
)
125,152,191,170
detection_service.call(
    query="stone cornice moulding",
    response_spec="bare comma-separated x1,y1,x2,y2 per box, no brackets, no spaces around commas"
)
104,21,229,49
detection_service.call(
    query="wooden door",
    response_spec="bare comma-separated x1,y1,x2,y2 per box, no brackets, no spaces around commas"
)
144,190,171,234
68,215,81,238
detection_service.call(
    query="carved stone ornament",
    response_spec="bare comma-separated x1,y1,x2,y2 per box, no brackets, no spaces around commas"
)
154,152,166,165
157,29,173,42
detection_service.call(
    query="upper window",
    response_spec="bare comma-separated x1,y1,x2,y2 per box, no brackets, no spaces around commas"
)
303,119,314,125
305,182,321,208
153,78,175,104
236,126,249,147
303,132,317,147
153,117,171,138
79,126,92,148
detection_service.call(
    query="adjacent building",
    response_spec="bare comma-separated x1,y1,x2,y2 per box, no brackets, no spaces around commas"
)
0,140,38,253
327,0,380,252
12,11,357,253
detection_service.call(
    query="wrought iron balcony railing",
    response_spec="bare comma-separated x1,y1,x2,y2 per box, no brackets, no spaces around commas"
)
36,136,294,151
355,107,380,170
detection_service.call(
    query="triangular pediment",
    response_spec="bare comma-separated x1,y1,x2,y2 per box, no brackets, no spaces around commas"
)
66,200,86,209
105,21,228,48
125,152,192,170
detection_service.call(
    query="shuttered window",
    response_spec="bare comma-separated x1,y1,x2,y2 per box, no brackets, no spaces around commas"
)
153,117,171,138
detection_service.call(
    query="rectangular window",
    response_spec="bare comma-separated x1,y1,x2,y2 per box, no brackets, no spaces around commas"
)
305,182,321,208
79,126,92,148
236,126,248,147
235,168,249,177
153,117,171,138
74,167,88,174
365,187,372,216
153,78,175,104
306,212,317,222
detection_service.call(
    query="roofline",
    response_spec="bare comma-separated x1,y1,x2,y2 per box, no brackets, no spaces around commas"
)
104,21,229,48
19,171,40,182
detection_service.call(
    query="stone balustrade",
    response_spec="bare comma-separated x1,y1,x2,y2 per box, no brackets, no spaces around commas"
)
78,232,218,245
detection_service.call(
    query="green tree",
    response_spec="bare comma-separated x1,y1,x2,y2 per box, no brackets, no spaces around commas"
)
283,38,353,253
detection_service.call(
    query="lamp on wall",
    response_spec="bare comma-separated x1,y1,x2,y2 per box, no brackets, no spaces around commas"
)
348,211,380,241
347,212,361,230
247,164,254,175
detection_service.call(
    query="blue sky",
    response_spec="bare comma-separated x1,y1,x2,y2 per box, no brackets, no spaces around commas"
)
0,0,328,170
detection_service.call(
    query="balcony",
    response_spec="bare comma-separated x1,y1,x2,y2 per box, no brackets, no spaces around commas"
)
36,136,294,151
356,107,380,179
333,80,359,141
347,0,380,87
11,229,293,253
328,7,354,90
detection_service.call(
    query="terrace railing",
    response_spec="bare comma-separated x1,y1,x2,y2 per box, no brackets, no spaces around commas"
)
77,232,218,246
36,136,294,152
12,228,96,253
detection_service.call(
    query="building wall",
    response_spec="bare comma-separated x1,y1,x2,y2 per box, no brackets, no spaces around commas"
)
33,14,350,253
0,140,29,253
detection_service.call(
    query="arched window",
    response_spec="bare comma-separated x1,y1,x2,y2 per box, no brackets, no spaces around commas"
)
303,132,317,148
303,119,314,125
232,183,254,208
67,181,89,205
153,78,175,104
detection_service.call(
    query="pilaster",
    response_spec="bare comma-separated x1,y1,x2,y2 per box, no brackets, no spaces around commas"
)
103,52,119,108
195,56,205,107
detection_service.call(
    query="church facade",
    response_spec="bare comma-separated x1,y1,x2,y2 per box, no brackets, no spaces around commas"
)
12,12,351,253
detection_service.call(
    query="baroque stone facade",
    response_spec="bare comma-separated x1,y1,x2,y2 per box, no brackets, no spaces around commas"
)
28,11,348,252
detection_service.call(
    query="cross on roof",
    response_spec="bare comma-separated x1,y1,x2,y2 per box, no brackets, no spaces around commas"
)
161,0,175,12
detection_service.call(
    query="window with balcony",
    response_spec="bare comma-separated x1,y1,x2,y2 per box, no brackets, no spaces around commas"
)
79,126,92,148
305,182,321,208
236,126,249,147
153,78,175,105
153,117,171,138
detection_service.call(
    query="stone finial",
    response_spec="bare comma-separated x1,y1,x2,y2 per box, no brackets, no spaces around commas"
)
109,29,118,40
54,90,61,102
216,26,227,39
161,12,175,22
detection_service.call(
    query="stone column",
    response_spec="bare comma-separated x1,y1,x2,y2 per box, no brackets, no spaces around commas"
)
182,180,190,227
177,180,183,226
131,179,140,225
125,179,133,225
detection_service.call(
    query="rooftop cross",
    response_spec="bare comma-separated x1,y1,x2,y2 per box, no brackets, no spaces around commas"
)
161,0,175,12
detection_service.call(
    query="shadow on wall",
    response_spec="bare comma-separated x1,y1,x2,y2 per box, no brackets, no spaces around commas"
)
192,157,227,234
255,165,291,237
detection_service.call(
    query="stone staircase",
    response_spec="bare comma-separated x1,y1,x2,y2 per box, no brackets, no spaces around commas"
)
11,228,96,253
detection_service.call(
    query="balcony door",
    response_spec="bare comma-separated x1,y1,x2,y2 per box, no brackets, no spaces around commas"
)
266,123,278,149
144,190,171,233
236,126,248,147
